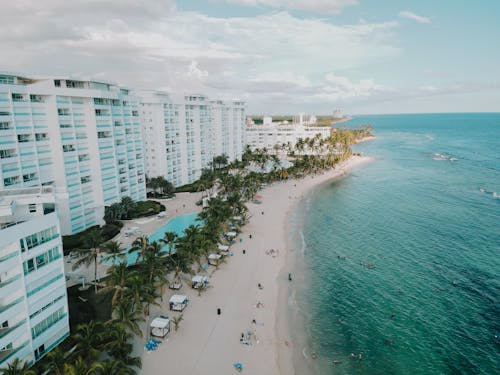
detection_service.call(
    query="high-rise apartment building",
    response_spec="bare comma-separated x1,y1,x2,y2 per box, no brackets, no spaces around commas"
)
140,92,245,187
0,73,146,235
0,187,69,367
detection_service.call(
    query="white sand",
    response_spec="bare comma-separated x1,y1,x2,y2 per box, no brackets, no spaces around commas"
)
135,155,374,374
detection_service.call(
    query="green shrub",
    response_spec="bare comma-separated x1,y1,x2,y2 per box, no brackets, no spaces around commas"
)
132,200,165,218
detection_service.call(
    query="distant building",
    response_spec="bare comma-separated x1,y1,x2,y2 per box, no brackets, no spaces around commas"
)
263,116,272,125
293,113,317,126
140,91,246,187
0,186,69,368
0,72,146,235
245,124,331,151
333,109,343,119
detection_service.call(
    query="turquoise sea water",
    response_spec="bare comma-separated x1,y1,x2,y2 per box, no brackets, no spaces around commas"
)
294,113,500,374
105,212,199,265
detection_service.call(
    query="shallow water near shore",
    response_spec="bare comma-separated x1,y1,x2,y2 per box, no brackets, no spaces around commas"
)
293,113,500,374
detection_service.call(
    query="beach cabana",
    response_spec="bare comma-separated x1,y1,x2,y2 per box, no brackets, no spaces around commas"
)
225,231,237,238
208,253,222,266
169,294,188,311
191,275,208,289
232,215,243,221
150,316,170,338
157,211,168,218
217,243,230,253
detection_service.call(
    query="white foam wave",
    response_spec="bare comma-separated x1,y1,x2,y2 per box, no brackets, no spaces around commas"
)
433,153,458,161
299,230,306,255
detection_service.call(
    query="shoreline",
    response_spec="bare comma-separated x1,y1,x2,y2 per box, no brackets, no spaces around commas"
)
132,155,374,374
276,155,375,374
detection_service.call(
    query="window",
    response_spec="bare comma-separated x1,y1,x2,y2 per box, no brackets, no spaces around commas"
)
35,133,48,141
62,145,75,152
29,204,37,213
25,259,35,274
23,246,61,275
54,80,61,87
36,253,47,268
3,176,20,186
0,122,10,130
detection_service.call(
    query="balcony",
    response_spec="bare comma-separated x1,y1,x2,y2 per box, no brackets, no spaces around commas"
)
0,274,22,298
0,297,24,315
0,298,24,327
0,340,29,366
0,319,27,343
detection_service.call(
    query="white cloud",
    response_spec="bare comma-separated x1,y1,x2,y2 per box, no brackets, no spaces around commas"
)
399,11,431,24
0,1,401,113
210,0,358,14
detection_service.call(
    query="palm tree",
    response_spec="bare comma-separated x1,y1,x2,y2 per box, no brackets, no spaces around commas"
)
73,321,104,364
130,236,148,263
99,262,135,306
171,314,184,332
72,228,103,293
0,359,36,375
167,248,192,287
93,360,134,375
108,298,143,337
104,324,141,370
43,346,67,375
120,196,136,219
162,232,178,257
101,241,125,264
62,357,96,375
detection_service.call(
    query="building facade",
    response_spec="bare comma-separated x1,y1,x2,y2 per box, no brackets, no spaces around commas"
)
0,73,146,235
140,92,245,187
245,124,331,151
0,187,69,368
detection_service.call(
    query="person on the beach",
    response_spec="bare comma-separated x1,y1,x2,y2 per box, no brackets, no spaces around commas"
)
258,283,263,289
288,273,292,281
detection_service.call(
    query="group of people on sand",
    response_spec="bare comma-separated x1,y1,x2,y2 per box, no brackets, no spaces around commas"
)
265,248,279,257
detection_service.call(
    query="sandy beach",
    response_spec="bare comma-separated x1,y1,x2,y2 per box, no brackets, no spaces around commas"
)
133,155,374,375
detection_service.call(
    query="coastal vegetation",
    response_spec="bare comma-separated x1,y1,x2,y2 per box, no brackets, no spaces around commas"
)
146,176,175,199
18,125,371,374
62,198,165,253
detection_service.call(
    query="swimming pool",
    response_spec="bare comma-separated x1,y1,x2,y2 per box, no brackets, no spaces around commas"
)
105,212,200,266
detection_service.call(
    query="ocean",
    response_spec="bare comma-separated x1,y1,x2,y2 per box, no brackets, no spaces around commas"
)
289,113,500,375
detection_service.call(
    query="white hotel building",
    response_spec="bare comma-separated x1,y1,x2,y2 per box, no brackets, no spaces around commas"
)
140,92,245,187
0,73,146,235
245,123,331,151
0,187,69,367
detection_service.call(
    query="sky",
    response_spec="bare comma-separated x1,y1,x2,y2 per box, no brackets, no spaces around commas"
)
1,0,499,115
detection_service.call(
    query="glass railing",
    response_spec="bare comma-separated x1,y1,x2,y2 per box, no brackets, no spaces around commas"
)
26,233,59,251
27,274,63,297
32,312,67,339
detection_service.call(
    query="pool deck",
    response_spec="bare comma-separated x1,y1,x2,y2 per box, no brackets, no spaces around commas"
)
64,191,203,288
